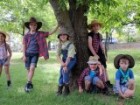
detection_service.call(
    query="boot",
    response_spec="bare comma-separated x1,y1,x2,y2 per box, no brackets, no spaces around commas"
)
102,87,109,95
63,84,70,96
7,80,11,87
56,85,63,96
106,81,113,88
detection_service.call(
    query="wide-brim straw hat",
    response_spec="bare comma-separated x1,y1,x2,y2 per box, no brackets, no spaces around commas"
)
88,20,102,29
24,17,42,30
87,56,99,64
57,33,70,39
114,54,135,69
0,31,9,41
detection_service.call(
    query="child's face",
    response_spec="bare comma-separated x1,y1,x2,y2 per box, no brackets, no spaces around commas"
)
29,22,37,31
59,34,68,42
91,24,101,32
0,33,5,42
119,59,129,70
89,63,98,70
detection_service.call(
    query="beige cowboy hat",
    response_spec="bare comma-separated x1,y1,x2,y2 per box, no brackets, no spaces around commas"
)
114,54,135,69
24,17,42,30
57,27,71,39
0,31,10,41
88,20,102,29
87,56,99,64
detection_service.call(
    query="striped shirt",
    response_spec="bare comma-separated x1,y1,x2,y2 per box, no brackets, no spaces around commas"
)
88,32,102,53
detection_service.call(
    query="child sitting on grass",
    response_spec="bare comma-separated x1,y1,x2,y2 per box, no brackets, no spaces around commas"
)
78,56,108,94
113,54,135,99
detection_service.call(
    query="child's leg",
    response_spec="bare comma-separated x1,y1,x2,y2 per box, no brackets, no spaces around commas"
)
61,58,76,95
0,66,2,76
123,79,135,98
56,67,64,95
27,65,35,82
26,54,39,83
63,59,76,84
4,65,11,80
4,65,11,86
123,89,134,98
128,79,135,90
84,76,92,91
93,77,104,89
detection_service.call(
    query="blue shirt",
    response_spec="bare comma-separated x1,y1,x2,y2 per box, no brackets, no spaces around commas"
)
115,68,134,85
89,70,96,78
26,33,39,53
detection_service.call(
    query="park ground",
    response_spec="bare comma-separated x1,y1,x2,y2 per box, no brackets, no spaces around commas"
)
0,49,140,105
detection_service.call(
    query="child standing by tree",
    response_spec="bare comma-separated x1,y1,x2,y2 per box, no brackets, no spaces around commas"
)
113,54,135,99
56,32,77,96
0,31,12,87
78,56,108,94
23,17,58,92
88,20,112,88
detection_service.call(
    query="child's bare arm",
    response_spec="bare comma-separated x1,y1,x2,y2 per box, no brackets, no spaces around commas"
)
48,25,59,35
7,44,12,58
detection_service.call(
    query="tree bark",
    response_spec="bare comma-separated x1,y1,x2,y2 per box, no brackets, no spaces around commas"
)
49,0,89,89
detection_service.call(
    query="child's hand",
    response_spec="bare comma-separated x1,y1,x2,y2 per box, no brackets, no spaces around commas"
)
63,66,68,72
79,87,83,93
22,56,26,62
61,62,66,67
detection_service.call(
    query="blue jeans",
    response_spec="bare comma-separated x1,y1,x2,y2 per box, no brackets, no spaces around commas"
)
59,57,76,85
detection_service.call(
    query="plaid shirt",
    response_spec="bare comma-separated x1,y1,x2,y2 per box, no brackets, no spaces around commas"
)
88,32,102,53
23,31,49,60
78,67,105,87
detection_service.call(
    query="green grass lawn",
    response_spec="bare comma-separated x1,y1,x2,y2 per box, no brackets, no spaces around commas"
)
0,49,140,105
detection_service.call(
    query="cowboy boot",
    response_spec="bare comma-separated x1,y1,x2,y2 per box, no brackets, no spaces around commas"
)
63,84,70,96
106,81,113,88
56,85,63,96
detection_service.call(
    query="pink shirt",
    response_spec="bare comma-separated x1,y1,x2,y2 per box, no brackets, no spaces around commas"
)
0,43,8,59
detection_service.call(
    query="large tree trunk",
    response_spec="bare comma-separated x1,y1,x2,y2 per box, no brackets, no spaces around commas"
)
49,0,89,89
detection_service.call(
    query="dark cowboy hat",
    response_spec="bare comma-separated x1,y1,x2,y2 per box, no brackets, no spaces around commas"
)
114,54,135,69
57,33,70,39
88,20,103,29
24,17,42,30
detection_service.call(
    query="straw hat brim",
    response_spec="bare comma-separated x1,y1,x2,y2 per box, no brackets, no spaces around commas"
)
88,22,102,30
114,54,135,69
87,61,99,64
0,31,10,41
24,22,42,30
57,33,70,39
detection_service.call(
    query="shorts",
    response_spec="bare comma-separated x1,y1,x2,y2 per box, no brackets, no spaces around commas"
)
113,83,128,94
0,58,9,66
25,53,39,70
84,75,100,85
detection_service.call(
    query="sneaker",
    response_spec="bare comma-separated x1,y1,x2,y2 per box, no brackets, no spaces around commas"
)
24,83,33,93
7,80,11,87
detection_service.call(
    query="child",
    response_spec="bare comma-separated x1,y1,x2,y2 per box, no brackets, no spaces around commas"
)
88,20,112,88
113,54,135,99
23,17,58,92
56,32,77,96
78,56,107,94
0,31,12,87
